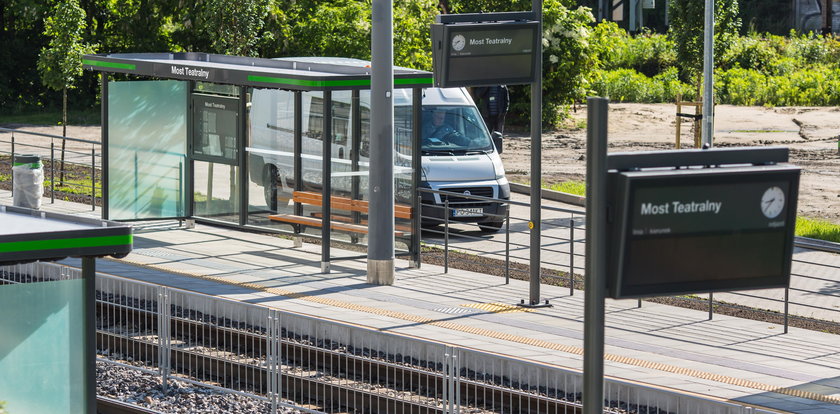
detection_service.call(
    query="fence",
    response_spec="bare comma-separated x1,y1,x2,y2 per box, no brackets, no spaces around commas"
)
418,188,840,332
0,261,779,414
0,127,101,210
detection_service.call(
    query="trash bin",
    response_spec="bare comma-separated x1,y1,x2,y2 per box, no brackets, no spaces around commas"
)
12,154,44,209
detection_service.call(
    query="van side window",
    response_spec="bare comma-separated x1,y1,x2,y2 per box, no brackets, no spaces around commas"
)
331,100,351,145
307,97,324,141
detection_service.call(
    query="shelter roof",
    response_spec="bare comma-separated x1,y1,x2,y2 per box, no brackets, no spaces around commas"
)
83,52,433,91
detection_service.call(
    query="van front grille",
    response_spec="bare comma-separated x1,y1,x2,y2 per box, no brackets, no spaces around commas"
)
439,187,494,204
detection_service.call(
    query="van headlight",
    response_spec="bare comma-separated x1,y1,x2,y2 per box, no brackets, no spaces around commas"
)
492,155,505,180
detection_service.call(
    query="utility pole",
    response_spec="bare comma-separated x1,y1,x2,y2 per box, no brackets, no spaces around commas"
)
368,0,395,284
701,0,714,148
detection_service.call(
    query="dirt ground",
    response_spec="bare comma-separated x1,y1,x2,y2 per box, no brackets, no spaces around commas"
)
501,103,840,224
3,103,839,223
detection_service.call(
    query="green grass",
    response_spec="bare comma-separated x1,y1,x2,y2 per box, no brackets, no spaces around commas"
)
545,180,586,196
44,178,102,198
0,108,100,126
796,217,840,243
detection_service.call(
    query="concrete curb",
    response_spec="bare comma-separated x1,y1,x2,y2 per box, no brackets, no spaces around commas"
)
509,182,586,207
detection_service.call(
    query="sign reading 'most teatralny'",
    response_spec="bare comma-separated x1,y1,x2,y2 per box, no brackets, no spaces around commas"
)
432,20,538,88
607,164,800,299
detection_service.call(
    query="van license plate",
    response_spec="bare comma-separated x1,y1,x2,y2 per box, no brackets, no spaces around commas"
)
453,208,483,217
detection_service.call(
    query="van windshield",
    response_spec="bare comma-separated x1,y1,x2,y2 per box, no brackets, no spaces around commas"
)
419,105,493,155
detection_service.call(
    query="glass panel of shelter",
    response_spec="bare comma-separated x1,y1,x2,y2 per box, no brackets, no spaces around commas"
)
240,86,416,251
190,90,241,224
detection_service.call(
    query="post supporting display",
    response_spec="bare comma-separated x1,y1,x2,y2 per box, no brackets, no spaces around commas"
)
583,97,609,414
527,0,544,307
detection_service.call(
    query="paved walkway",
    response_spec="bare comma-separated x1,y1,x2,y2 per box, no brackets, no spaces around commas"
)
6,192,840,413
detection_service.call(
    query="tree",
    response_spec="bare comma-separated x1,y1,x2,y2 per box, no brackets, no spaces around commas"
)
37,0,95,184
668,0,741,90
193,0,270,56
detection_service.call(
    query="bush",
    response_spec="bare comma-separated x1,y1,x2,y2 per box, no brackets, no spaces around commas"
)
716,67,768,105
592,22,675,77
591,67,693,103
721,33,782,73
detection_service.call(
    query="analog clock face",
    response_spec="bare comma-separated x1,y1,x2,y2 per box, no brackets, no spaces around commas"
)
451,34,466,52
760,186,785,219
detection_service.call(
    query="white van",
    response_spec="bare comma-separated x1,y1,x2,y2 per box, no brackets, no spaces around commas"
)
247,58,509,232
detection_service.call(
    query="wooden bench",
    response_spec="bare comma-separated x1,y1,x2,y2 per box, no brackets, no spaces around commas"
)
268,191,413,236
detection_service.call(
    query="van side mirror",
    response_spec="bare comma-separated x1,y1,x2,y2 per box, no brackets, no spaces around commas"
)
491,131,503,154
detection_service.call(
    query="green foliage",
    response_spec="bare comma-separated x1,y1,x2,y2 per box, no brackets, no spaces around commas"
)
590,67,693,103
796,217,840,243
37,0,95,92
194,0,270,56
668,0,741,85
593,22,675,76
716,66,840,106
720,33,782,73
546,180,586,196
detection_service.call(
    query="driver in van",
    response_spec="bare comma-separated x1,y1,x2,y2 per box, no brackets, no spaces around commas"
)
423,108,467,146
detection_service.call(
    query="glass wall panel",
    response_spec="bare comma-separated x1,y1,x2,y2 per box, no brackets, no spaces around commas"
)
329,90,360,244
194,160,240,223
297,91,326,238
392,89,416,251
246,88,297,229
0,279,85,413
108,80,187,220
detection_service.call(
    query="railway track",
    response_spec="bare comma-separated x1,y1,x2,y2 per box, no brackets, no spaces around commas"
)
96,299,584,413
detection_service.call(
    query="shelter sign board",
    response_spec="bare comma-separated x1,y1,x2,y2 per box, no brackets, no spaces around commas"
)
607,165,800,299
432,21,538,87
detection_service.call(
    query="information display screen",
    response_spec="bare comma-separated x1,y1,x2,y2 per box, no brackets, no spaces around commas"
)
608,165,800,298
432,21,538,88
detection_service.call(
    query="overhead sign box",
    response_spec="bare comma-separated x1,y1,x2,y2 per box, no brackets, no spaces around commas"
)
432,19,539,88
607,164,800,299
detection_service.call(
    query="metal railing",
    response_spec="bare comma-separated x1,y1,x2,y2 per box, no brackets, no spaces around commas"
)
419,187,587,291
419,188,840,332
1,261,780,414
0,127,101,210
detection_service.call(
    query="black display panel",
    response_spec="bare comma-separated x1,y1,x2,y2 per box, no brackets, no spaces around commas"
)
607,165,800,299
432,21,538,88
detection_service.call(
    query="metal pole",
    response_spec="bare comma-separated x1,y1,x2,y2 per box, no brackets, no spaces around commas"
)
51,142,55,203
505,207,510,284
583,97,609,414
101,73,109,219
444,198,449,274
91,148,96,211
368,0,395,284
708,292,714,320
701,0,714,148
528,0,544,306
82,256,96,414
411,88,423,268
569,218,574,296
784,286,790,333
322,91,332,274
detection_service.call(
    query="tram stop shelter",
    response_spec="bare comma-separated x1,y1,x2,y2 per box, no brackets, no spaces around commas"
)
83,53,432,265
0,205,132,414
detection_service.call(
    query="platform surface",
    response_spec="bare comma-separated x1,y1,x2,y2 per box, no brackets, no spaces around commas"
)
6,192,840,414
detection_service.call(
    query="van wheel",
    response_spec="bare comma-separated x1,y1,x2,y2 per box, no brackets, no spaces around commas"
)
263,166,278,210
478,220,504,233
